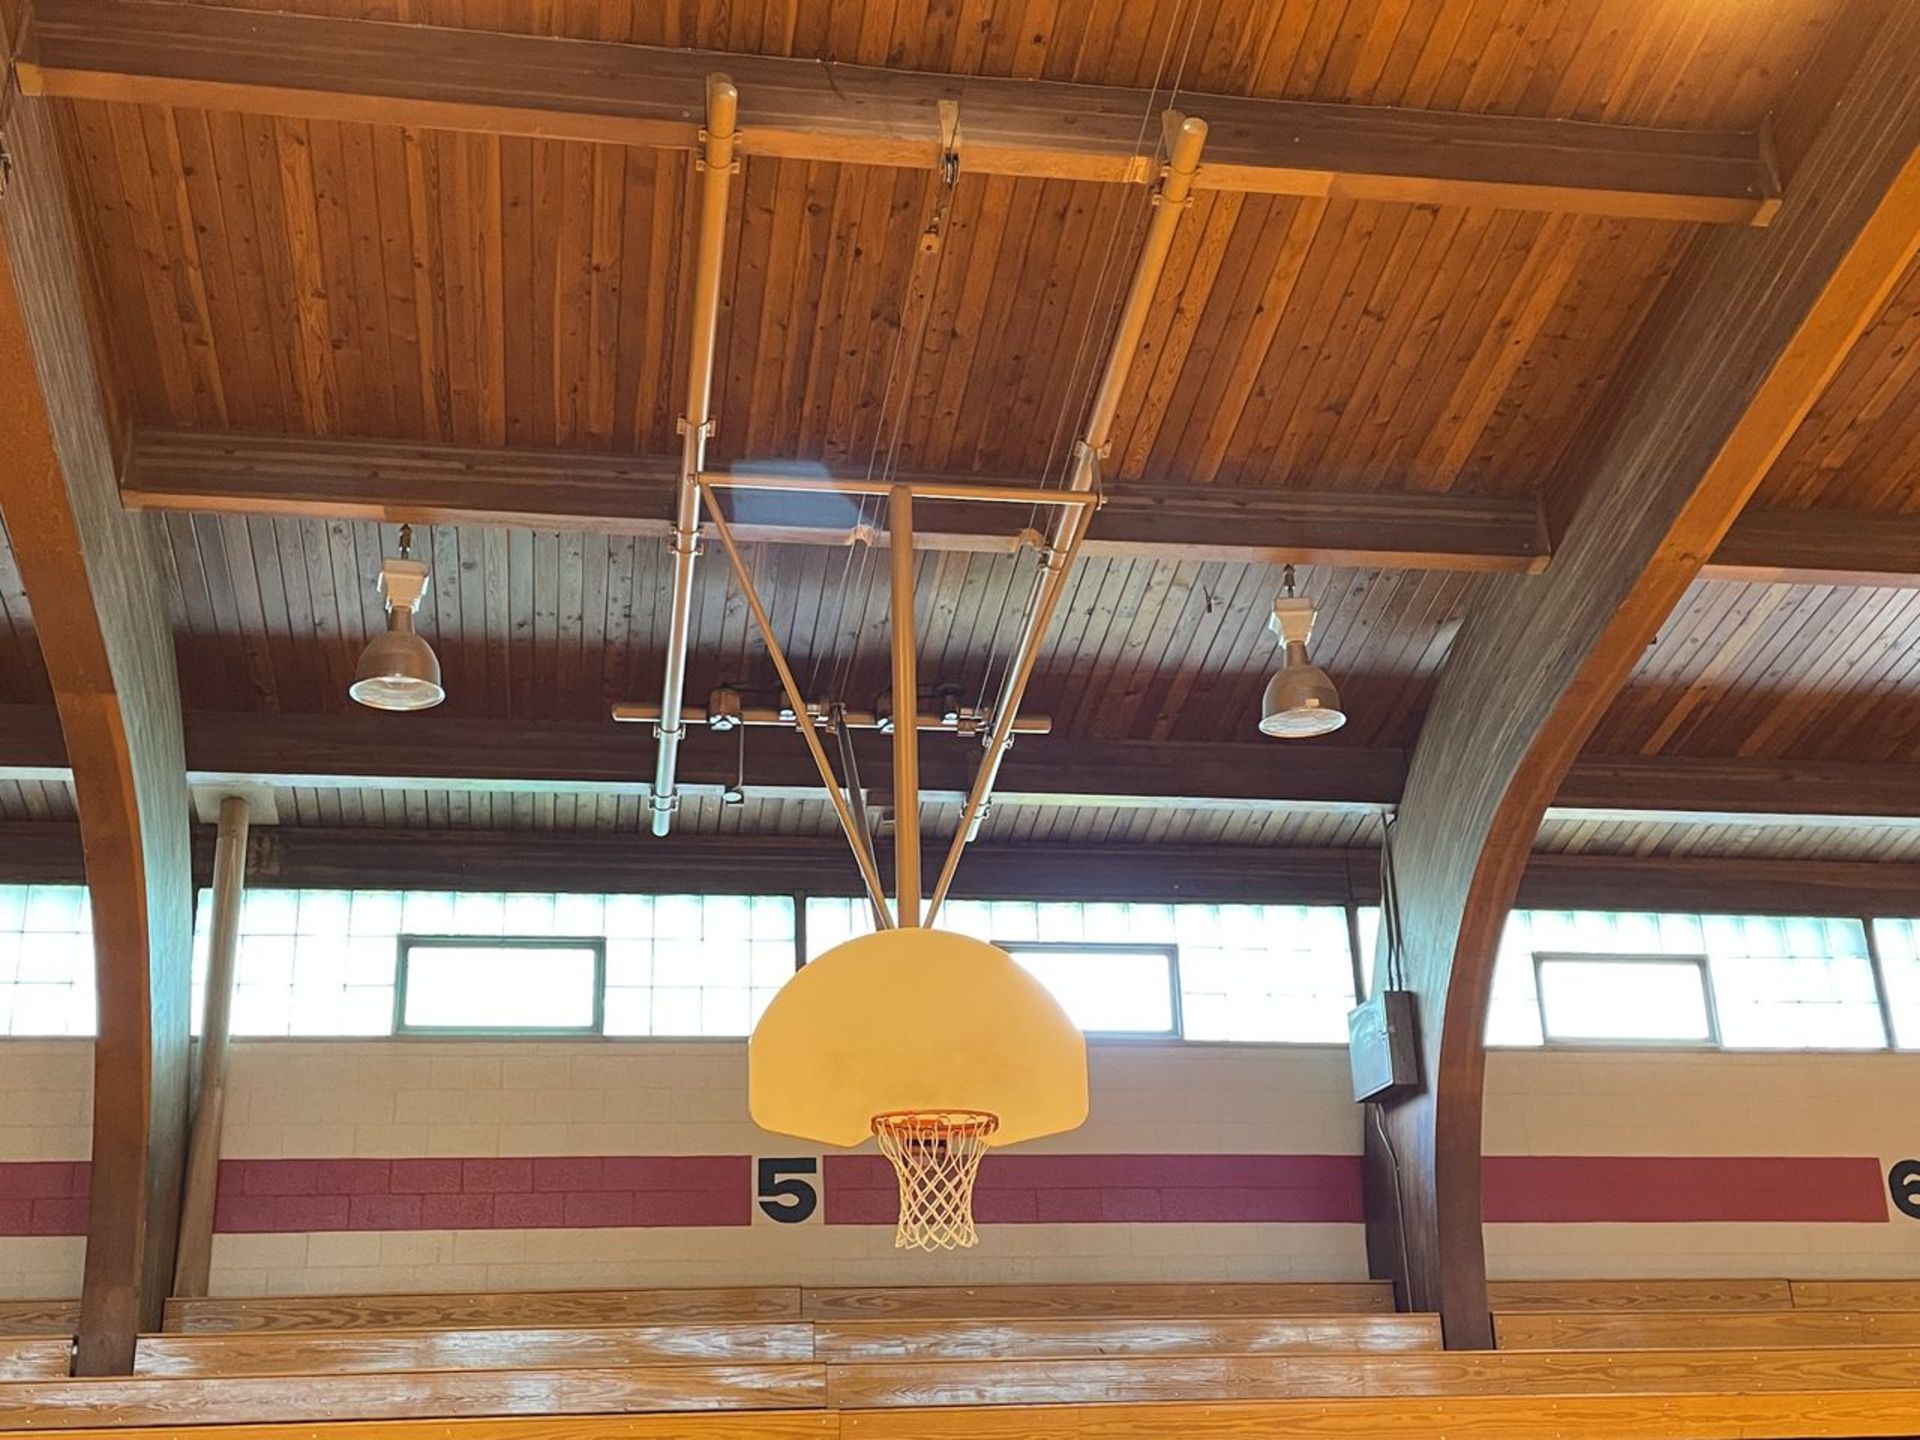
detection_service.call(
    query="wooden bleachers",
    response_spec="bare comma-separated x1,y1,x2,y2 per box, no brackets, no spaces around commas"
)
132,1323,817,1376
159,1285,802,1333
799,1281,1394,1320
1491,1275,1920,1354
0,1300,80,1337
157,1280,1395,1333
2,1280,1920,1434
811,1315,1441,1360
0,1338,73,1379
1485,1277,1795,1310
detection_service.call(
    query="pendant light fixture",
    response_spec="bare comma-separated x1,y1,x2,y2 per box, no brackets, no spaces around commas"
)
1259,565,1344,738
349,524,446,712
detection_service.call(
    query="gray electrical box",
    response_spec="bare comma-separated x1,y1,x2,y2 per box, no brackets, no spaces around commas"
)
1348,990,1420,1102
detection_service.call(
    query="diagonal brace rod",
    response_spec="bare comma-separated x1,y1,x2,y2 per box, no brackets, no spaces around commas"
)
700,481,895,925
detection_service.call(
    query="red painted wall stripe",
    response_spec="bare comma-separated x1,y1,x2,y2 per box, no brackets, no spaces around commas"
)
1484,1156,1889,1223
825,1154,1364,1225
0,1162,89,1236
212,1156,752,1233
0,1155,1891,1234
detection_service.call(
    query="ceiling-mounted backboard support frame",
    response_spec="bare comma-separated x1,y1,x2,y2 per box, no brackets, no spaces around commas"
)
691,473,1098,928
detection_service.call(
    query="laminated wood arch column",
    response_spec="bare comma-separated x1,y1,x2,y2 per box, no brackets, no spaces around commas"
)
1363,7,1920,1350
0,41,194,1372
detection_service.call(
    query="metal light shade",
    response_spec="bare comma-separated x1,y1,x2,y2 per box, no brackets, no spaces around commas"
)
1260,639,1345,738
349,608,445,712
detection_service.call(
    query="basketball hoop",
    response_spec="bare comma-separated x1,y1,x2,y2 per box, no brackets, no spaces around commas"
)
872,1110,999,1250
749,928,1087,1252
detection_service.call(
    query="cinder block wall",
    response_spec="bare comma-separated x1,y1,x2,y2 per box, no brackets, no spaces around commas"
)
204,1040,1364,1295
0,1045,91,1297
1482,1049,1920,1279
0,1041,1915,1298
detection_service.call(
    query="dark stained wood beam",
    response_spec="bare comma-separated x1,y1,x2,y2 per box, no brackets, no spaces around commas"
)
1703,507,1920,587
122,428,1920,585
122,429,1552,575
2,820,1916,918
0,38,193,1373
1365,10,1920,1351
18,0,1779,225
9,706,1920,823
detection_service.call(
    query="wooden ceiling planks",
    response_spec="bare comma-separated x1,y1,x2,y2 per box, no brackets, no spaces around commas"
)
156,505,1467,748
1534,812,1920,865
1597,578,1920,762
63,101,705,451
65,97,1705,500
26,0,1920,870
0,521,53,705
1752,253,1920,512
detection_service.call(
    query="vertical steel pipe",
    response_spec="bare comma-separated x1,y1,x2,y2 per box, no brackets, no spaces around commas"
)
889,487,921,924
171,795,249,1297
650,74,740,836
928,114,1208,921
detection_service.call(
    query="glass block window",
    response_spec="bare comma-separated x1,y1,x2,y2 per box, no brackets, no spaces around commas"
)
602,893,796,1037
1492,910,1883,1051
196,888,796,1038
805,897,1356,1042
0,885,96,1036
1698,914,1881,1049
1870,918,1920,1049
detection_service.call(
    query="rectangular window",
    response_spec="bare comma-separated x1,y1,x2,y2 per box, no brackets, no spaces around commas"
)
1534,954,1716,1046
395,936,604,1034
1001,942,1180,1037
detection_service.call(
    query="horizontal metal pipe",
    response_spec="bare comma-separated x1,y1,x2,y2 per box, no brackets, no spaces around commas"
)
699,471,1100,507
613,703,1052,735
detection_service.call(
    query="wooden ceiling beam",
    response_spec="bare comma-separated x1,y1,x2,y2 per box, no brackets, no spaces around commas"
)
122,428,1549,572
1702,507,1920,587
1366,9,1920,1351
16,0,1779,224
125,429,1920,585
2,820,1916,919
7,706,1920,824
0,35,194,1374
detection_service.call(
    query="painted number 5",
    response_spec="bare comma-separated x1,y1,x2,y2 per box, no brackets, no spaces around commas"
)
757,1157,819,1223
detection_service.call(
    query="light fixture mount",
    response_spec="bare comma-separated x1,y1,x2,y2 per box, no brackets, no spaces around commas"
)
349,525,446,712
1258,570,1345,739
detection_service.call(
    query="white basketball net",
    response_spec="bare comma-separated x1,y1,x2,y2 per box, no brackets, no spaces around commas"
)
871,1110,999,1251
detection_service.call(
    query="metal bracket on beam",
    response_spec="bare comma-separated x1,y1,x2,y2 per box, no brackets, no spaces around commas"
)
695,129,744,176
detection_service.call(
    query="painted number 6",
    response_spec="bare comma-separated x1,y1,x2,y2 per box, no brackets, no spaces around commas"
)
1890,1160,1920,1220
757,1157,820,1223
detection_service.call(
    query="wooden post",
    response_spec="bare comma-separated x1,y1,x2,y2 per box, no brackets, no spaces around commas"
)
889,487,920,926
172,797,250,1298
